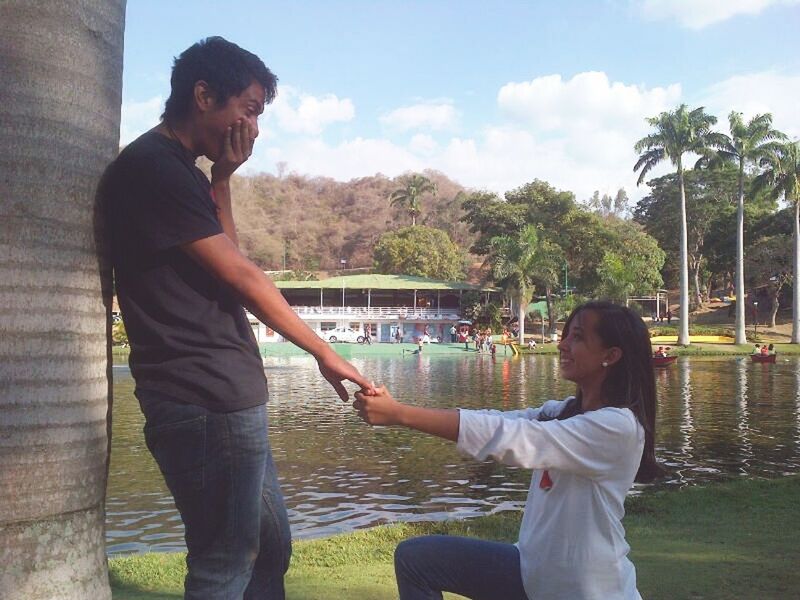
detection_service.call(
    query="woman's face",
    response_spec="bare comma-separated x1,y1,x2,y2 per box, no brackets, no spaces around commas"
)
557,310,615,386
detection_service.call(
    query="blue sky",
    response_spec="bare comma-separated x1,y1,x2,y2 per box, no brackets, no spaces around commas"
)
121,0,800,201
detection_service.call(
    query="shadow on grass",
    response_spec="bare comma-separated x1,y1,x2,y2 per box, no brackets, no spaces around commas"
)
108,552,185,600
110,581,182,600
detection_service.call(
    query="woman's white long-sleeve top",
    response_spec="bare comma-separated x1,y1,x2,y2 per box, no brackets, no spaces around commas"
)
457,399,644,600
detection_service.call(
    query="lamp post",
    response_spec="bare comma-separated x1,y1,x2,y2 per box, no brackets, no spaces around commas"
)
340,258,347,308
753,300,758,342
564,261,569,295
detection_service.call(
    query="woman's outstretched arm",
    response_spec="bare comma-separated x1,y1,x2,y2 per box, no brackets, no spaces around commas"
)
353,386,459,442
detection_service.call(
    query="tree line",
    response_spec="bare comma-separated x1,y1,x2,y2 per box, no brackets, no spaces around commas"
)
632,105,798,345
226,106,797,347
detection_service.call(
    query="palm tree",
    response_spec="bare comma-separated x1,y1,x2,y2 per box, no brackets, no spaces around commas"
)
0,2,125,598
487,225,563,345
704,112,786,344
389,174,436,226
634,104,720,346
755,141,800,343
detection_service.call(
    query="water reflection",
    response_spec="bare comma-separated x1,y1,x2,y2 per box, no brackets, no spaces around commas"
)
736,357,753,471
107,355,800,555
796,360,800,455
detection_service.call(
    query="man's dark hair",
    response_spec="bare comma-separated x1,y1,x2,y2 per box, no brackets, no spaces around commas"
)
162,36,277,122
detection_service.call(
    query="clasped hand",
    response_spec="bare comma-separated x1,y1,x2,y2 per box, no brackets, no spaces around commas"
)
352,385,404,426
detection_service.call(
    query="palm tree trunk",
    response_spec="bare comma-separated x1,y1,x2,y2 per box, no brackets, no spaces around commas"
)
693,266,703,308
0,2,125,598
769,288,779,328
518,291,526,345
690,254,703,308
545,286,555,335
706,273,714,304
678,167,691,346
793,198,800,344
734,161,747,344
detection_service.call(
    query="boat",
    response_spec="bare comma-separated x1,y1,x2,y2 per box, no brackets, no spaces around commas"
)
751,353,777,364
651,355,677,367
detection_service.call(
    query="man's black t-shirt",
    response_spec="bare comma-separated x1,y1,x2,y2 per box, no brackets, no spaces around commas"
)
106,130,268,411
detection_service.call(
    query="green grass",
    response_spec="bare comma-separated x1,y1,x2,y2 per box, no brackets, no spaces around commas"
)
649,324,737,338
649,342,800,356
112,346,129,359
110,475,800,600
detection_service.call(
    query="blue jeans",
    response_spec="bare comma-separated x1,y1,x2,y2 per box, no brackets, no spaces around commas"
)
395,535,529,600
138,390,292,600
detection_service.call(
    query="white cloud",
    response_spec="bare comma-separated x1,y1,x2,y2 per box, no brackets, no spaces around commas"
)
251,137,422,181
380,102,459,132
120,96,163,144
492,72,681,198
270,86,355,135
243,71,688,203
433,127,654,204
698,70,800,138
497,72,681,132
638,0,800,29
238,69,800,208
408,133,439,156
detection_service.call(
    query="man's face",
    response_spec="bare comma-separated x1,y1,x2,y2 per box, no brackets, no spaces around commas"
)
203,80,266,161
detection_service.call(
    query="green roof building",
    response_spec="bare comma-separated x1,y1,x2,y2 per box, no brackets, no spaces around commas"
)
250,274,498,344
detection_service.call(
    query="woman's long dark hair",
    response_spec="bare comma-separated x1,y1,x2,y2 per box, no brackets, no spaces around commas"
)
546,301,662,483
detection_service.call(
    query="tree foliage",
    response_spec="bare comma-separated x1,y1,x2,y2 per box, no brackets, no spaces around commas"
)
389,173,437,226
754,140,800,342
755,140,800,205
112,319,128,346
462,179,665,304
634,104,721,345
634,166,776,299
488,225,563,302
372,225,465,280
486,224,564,340
701,111,786,342
587,188,630,218
271,270,319,281
229,169,470,271
597,241,665,303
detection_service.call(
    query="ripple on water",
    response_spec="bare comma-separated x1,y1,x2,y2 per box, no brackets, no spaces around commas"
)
106,354,800,554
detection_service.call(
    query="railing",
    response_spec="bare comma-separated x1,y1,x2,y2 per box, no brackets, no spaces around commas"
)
289,306,461,319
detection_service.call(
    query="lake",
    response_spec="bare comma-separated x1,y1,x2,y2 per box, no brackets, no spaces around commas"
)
106,353,800,555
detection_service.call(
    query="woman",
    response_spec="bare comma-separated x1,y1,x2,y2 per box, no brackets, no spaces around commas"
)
353,301,661,600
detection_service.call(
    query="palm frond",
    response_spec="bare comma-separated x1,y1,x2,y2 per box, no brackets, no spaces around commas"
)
634,133,664,154
634,152,664,185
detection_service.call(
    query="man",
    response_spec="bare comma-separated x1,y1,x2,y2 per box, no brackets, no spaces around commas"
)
449,324,457,343
105,37,372,599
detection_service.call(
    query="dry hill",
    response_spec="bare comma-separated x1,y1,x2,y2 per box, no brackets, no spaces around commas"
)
227,169,474,271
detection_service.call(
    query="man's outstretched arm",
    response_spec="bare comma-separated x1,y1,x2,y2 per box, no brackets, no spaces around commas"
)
182,233,373,401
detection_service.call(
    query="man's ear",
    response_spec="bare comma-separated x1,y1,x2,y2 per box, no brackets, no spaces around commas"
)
193,80,215,114
605,346,623,367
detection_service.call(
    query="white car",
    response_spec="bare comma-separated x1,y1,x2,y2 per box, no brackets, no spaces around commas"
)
319,327,366,344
